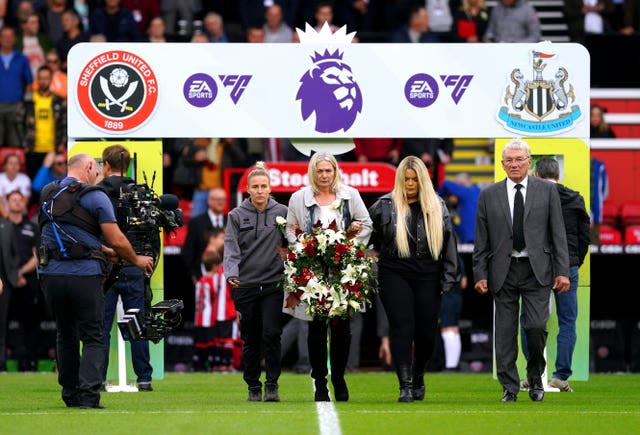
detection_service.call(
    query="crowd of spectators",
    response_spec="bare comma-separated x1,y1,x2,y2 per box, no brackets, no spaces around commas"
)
1,0,638,203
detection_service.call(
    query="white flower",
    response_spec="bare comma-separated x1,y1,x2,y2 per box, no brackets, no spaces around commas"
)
340,264,359,285
331,199,343,210
276,216,287,226
327,229,345,244
284,262,297,279
348,300,361,311
292,241,304,253
315,232,329,253
328,288,347,316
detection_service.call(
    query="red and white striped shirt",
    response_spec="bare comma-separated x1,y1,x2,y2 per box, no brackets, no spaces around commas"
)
194,267,237,327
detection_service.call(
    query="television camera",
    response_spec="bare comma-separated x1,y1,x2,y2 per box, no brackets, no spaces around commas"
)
112,156,185,343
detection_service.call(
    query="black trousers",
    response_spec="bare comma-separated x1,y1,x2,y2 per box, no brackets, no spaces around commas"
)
308,317,351,382
41,275,105,407
378,267,441,371
232,286,283,389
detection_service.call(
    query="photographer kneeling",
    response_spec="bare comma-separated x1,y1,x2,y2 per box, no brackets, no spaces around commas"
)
39,153,154,409
98,145,154,392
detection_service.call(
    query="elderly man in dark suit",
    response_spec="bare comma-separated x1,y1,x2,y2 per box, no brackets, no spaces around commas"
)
182,187,227,284
473,138,569,403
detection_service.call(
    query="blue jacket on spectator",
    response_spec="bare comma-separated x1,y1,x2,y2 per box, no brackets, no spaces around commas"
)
0,50,32,103
438,179,480,243
32,165,65,193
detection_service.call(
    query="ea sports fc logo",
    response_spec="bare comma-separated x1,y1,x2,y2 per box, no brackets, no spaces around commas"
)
77,50,158,134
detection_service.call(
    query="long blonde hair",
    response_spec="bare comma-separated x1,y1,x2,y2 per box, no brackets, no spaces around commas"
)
392,156,443,259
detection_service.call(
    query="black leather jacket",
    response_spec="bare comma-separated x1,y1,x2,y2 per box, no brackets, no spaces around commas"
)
369,193,459,293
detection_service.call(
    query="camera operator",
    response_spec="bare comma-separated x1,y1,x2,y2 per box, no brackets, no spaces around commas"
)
38,153,154,409
98,144,154,392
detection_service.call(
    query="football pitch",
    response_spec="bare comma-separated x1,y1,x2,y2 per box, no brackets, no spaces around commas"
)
1,372,638,435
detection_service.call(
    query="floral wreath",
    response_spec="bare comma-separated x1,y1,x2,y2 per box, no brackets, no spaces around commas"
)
277,214,377,321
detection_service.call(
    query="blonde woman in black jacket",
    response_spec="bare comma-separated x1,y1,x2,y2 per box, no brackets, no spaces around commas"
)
369,156,458,403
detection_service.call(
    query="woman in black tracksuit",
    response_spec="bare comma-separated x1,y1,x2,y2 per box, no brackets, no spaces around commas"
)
224,162,288,402
369,155,459,403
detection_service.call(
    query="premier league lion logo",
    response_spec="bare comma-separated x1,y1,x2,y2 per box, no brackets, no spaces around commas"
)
296,48,363,133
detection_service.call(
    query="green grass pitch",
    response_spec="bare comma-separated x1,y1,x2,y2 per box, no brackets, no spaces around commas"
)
1,372,638,434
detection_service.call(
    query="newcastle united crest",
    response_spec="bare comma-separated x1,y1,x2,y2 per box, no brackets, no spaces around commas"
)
497,51,582,135
77,50,158,134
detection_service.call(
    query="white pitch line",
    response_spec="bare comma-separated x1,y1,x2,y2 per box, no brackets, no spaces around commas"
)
316,402,342,435
1,409,638,417
313,378,342,435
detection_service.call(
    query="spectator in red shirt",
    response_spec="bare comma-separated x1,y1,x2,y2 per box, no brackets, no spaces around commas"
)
353,138,402,165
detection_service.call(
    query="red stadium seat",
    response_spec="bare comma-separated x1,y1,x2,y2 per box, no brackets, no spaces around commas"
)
624,225,640,244
601,201,619,227
599,225,622,245
0,147,27,173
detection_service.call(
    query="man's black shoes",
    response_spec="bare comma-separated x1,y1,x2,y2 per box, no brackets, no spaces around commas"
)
528,377,544,402
501,390,517,402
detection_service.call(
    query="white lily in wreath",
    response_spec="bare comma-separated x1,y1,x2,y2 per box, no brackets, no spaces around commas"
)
275,216,287,236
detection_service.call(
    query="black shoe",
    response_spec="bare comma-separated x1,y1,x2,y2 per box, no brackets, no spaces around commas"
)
79,403,105,409
332,377,349,402
398,387,413,403
137,383,153,392
412,385,425,401
264,384,280,402
412,375,425,401
501,390,517,402
331,378,349,402
397,365,413,403
248,387,262,402
528,377,544,402
314,379,330,402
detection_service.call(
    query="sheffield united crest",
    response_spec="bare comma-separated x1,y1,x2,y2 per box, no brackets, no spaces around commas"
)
77,50,158,134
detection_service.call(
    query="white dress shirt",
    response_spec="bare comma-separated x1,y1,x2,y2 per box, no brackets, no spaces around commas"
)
506,176,529,256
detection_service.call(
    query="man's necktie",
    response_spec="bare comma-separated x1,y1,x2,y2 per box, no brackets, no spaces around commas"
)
513,184,525,252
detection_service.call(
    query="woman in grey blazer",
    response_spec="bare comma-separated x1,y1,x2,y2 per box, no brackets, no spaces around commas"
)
284,151,372,402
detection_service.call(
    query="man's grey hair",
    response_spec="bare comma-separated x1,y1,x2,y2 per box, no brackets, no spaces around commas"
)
502,138,531,159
